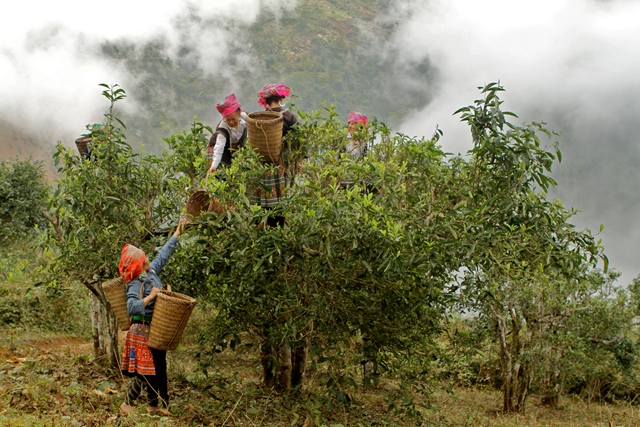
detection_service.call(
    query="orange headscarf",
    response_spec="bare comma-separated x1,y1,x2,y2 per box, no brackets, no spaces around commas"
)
119,244,146,283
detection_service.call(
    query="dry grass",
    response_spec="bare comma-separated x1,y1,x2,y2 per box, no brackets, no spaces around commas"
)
1,308,640,426
428,387,640,426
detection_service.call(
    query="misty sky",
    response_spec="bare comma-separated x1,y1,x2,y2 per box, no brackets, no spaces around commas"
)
390,0,640,282
0,0,297,140
2,0,639,281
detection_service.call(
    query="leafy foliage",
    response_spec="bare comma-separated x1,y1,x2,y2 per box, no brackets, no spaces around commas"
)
46,84,188,285
37,81,638,418
0,158,49,243
453,83,622,412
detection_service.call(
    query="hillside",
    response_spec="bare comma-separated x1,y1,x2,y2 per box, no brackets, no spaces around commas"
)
1,0,433,168
0,118,57,180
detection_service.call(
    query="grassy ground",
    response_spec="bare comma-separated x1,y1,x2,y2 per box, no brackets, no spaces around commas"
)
2,310,640,427
1,245,639,426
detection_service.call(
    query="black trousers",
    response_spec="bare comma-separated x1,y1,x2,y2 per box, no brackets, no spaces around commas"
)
125,349,168,407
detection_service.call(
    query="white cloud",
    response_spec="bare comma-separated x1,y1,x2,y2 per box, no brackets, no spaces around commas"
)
0,0,298,145
395,0,640,145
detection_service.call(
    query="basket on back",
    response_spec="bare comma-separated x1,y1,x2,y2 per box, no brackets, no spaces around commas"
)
184,190,211,223
246,111,283,164
148,291,197,351
102,277,130,331
75,136,92,156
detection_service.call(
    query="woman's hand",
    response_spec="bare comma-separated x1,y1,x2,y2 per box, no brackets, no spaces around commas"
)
173,218,188,238
143,286,161,306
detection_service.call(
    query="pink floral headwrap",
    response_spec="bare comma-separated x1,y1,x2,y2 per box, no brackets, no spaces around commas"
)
216,93,241,117
257,83,291,108
347,111,369,126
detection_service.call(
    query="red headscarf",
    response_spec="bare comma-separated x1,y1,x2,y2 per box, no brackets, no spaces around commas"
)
348,111,368,126
119,244,146,283
257,83,291,108
216,93,241,117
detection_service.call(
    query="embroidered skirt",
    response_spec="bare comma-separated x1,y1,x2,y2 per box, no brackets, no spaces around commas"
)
121,323,156,376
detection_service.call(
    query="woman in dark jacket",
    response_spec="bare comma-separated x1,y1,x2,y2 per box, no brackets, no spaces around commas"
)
118,220,185,416
207,93,247,174
250,84,299,228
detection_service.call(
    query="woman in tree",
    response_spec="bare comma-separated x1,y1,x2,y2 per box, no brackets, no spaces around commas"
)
345,110,369,159
207,93,247,174
340,111,370,189
118,219,186,416
250,83,299,228
250,84,304,385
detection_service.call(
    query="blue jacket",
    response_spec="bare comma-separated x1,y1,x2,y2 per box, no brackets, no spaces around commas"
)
126,237,179,317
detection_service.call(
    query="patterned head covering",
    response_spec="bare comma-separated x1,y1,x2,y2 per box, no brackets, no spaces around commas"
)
216,93,241,117
257,83,291,108
119,244,146,283
347,111,368,126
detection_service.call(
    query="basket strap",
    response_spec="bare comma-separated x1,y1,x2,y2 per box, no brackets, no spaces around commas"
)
256,120,279,163
138,279,154,325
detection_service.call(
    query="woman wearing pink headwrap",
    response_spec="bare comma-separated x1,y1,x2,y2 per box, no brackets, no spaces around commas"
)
256,83,298,136
339,111,370,190
345,111,369,159
250,84,300,227
207,93,247,174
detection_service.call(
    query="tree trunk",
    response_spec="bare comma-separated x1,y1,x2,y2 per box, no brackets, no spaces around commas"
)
291,321,313,388
86,282,120,369
541,345,562,407
495,306,531,413
260,341,293,391
261,341,276,388
277,344,293,392
358,329,379,387
261,324,312,391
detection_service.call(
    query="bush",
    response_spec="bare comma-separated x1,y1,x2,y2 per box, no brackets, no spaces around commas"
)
0,239,89,335
0,158,49,244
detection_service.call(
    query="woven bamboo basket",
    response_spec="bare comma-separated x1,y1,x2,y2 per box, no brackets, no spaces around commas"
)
75,136,92,155
185,190,211,223
208,197,236,216
246,111,283,164
102,277,130,331
148,291,197,351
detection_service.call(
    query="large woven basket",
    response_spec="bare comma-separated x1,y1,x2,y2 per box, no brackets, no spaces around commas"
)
246,111,283,164
148,291,197,351
208,197,236,216
185,190,211,222
75,136,92,155
102,277,130,331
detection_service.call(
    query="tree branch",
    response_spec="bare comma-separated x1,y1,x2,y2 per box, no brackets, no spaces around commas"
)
41,209,63,242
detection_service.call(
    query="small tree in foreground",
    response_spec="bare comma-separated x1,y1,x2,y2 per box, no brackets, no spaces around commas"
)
44,84,204,367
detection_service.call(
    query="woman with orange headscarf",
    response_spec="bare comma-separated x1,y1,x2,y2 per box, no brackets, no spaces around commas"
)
118,220,186,416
